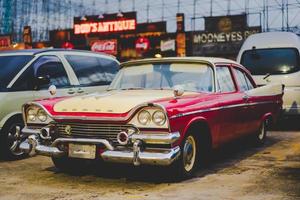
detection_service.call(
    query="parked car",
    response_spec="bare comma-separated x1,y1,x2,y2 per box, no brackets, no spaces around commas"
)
20,57,283,178
237,32,300,115
0,49,119,159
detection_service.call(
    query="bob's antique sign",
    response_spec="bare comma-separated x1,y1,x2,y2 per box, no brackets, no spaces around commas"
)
74,12,137,35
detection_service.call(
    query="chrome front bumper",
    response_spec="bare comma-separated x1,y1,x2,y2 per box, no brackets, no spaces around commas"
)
20,129,181,166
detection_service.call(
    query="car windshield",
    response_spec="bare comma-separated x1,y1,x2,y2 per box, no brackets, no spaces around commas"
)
108,63,214,92
0,55,33,90
241,48,300,75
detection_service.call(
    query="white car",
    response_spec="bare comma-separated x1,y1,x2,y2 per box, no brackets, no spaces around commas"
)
237,32,300,115
0,49,119,159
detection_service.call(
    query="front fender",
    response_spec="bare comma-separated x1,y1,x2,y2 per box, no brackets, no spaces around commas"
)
0,112,22,128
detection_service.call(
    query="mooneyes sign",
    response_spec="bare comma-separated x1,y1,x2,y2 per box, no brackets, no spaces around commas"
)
74,19,136,34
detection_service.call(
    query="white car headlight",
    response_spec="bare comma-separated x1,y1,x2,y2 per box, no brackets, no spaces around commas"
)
37,109,48,122
137,110,151,125
152,110,166,126
27,108,37,122
25,105,52,124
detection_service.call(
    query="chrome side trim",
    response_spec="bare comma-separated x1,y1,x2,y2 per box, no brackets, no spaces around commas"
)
130,131,180,144
170,101,276,119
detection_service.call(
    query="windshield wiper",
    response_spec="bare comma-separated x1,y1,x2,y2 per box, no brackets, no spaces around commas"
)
120,87,144,90
263,73,271,80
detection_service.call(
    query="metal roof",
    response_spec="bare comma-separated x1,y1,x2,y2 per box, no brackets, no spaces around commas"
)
0,48,115,58
121,57,240,68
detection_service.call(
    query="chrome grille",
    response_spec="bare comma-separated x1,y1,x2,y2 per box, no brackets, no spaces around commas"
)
56,122,134,144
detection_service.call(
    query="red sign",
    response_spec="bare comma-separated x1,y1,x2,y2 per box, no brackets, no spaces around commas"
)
0,36,11,48
91,40,117,55
62,42,74,49
74,19,136,34
135,37,150,51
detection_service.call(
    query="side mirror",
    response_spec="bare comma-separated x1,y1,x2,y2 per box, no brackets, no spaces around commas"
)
34,76,50,89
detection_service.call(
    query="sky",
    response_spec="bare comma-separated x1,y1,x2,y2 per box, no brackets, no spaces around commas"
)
1,0,300,42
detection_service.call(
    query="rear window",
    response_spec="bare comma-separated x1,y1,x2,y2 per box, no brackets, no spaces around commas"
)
0,55,33,89
241,48,300,75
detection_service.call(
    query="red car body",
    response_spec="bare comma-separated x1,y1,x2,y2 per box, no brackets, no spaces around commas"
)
20,57,283,176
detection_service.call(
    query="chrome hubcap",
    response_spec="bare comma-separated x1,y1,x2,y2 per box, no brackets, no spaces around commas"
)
7,125,24,156
183,136,196,172
258,122,266,140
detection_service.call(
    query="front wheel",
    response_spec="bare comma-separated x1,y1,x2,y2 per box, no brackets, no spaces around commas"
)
171,133,202,179
0,118,26,160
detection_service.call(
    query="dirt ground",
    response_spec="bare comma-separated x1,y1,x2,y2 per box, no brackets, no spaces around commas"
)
0,123,299,200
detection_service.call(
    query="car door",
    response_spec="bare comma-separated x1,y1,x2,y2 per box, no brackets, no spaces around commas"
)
232,67,256,136
29,55,77,99
63,54,119,95
215,65,244,144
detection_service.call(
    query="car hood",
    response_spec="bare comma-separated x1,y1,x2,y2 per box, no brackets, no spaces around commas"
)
53,90,191,114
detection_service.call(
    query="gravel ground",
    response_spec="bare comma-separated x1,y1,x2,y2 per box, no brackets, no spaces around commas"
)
0,123,299,200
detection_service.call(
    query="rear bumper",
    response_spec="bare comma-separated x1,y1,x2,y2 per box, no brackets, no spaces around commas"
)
20,129,181,166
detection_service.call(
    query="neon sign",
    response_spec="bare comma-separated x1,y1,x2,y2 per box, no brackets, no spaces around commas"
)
74,19,136,34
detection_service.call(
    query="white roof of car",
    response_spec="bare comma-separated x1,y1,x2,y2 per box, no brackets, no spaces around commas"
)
240,32,300,50
121,57,240,68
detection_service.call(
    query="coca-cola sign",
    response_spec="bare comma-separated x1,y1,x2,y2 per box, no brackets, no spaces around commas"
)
91,40,117,55
135,37,150,51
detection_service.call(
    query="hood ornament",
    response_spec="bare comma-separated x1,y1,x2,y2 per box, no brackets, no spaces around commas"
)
173,85,184,98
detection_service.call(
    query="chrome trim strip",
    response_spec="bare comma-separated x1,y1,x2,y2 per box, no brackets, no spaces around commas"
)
130,132,180,144
51,138,114,151
170,101,276,119
101,146,181,166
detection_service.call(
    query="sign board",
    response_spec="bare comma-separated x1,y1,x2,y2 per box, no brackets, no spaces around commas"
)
0,35,11,48
161,39,175,52
191,27,261,56
74,12,137,35
91,39,118,55
205,14,247,32
176,13,185,32
23,26,32,46
176,33,186,57
135,37,150,51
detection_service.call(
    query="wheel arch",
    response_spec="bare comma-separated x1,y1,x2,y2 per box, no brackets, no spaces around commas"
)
261,112,274,128
182,117,213,149
0,112,23,133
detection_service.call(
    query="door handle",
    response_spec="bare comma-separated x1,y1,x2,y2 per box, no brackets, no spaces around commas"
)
68,89,75,94
77,88,84,93
243,94,249,102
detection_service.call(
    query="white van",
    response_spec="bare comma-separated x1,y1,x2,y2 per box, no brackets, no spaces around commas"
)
237,32,300,115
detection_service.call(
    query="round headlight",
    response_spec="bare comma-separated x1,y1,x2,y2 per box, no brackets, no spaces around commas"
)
152,110,166,126
137,110,151,125
27,108,37,122
37,109,48,122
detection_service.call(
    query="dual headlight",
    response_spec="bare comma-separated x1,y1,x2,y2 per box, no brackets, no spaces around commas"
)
138,110,166,126
130,108,168,128
26,106,51,124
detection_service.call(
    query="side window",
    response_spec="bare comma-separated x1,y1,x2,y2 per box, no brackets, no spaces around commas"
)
33,56,70,89
216,66,235,92
65,55,119,87
11,66,34,91
244,75,254,90
233,68,249,92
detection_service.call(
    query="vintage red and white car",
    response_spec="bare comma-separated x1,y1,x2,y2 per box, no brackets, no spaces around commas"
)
20,57,283,177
